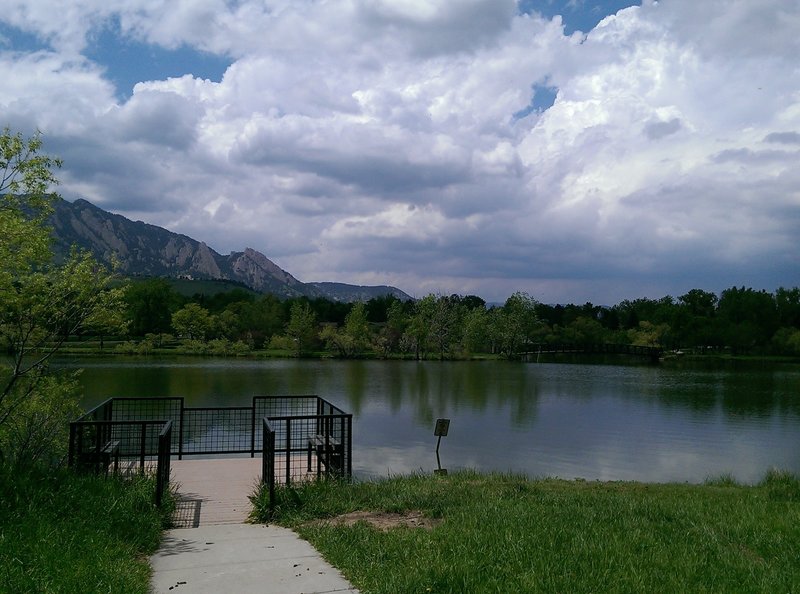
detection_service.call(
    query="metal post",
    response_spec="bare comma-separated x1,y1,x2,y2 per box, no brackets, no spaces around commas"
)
139,422,147,472
179,398,185,460
250,397,256,458
339,415,345,477
346,415,352,478
285,419,291,485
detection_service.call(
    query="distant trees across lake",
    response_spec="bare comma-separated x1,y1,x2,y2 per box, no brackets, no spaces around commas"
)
107,280,800,360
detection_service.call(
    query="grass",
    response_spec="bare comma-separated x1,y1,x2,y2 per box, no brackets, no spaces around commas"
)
251,469,800,594
0,465,173,593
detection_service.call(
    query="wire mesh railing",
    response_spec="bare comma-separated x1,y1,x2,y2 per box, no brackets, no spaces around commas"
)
69,395,352,509
68,419,167,473
182,407,253,455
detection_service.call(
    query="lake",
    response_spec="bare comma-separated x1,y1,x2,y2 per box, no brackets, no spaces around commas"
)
56,356,800,484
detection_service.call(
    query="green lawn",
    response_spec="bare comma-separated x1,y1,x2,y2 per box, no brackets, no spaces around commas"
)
252,470,800,594
0,466,172,594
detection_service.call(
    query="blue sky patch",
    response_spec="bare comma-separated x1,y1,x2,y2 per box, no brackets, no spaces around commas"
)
514,83,559,119
85,22,231,98
0,23,49,53
519,0,640,35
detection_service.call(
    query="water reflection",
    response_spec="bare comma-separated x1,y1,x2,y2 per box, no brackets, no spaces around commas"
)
57,356,800,484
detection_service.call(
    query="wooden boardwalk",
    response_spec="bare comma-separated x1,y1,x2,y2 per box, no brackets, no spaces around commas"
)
170,456,314,528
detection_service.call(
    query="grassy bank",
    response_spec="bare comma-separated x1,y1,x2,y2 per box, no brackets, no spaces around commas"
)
0,466,172,593
252,470,800,593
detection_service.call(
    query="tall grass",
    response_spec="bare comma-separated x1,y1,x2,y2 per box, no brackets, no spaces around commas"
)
0,466,172,593
252,470,800,593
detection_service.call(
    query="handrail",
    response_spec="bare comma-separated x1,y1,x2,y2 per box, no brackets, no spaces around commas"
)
70,395,352,510
155,421,172,506
261,417,276,517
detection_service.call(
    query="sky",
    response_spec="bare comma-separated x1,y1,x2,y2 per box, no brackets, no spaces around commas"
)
1,0,798,305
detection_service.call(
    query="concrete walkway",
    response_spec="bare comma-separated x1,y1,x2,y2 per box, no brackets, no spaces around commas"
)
150,524,358,594
150,457,359,593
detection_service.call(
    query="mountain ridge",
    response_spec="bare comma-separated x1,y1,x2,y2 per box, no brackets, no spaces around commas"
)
49,198,411,302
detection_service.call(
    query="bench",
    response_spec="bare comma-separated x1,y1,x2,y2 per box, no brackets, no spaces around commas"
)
307,435,343,475
78,440,120,476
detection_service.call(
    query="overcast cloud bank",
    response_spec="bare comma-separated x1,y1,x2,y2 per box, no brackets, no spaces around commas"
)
1,0,798,303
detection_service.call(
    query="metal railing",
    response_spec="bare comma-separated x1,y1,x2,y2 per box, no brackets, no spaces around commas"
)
69,395,352,508
523,343,663,362
257,396,353,516
262,418,276,515
155,421,172,506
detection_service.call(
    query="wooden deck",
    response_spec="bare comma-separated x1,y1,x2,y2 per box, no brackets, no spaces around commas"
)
170,455,315,528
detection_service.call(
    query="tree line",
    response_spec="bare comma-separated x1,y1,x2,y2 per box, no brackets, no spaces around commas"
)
115,279,800,359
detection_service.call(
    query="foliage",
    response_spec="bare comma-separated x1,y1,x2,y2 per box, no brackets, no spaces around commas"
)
0,129,122,467
0,373,81,468
286,301,318,355
96,280,800,359
321,302,372,357
172,337,251,356
252,470,800,594
494,291,539,358
171,302,213,340
404,294,436,360
0,465,169,593
124,278,183,336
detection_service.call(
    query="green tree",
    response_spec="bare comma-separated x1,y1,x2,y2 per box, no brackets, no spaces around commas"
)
286,301,317,356
125,278,182,336
561,316,607,345
675,289,718,347
497,292,539,358
717,287,778,353
83,288,130,349
627,320,670,347
171,302,213,340
1,129,121,467
227,294,287,346
381,300,408,356
462,306,489,355
775,287,800,329
430,295,463,360
404,294,436,360
320,302,373,358
344,302,371,356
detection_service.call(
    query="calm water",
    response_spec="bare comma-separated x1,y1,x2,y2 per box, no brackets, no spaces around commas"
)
55,356,800,484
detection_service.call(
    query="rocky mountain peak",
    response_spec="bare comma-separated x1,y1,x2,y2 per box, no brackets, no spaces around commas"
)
48,197,411,302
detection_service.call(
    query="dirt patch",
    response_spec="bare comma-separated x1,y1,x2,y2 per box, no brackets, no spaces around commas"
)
315,510,441,531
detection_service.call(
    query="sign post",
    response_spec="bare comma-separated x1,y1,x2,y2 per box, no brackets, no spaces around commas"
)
434,418,450,475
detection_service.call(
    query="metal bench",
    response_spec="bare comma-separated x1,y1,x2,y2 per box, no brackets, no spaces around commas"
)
307,435,343,475
78,440,120,475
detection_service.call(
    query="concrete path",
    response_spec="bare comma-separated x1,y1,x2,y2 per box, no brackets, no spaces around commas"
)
150,524,359,594
150,457,359,593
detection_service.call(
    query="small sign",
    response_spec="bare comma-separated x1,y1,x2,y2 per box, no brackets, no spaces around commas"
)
434,418,450,437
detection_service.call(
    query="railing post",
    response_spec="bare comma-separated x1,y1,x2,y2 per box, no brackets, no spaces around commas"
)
262,418,276,518
338,415,345,477
250,397,256,458
346,415,352,478
139,422,147,472
155,421,172,507
285,419,291,485
179,398,185,460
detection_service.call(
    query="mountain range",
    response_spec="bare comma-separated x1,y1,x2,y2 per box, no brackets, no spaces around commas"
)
49,198,411,302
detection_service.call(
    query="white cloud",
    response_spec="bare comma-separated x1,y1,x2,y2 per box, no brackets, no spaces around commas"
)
0,0,797,303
